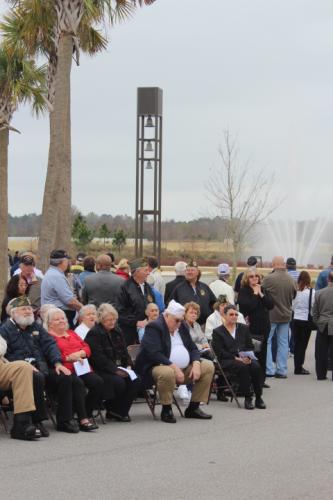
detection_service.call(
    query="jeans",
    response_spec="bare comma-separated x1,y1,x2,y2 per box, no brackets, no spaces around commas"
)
266,322,289,376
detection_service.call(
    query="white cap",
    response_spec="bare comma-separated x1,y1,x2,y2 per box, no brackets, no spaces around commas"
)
165,300,185,318
217,263,230,276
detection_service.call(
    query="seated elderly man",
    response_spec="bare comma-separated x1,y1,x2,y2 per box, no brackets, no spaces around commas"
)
0,296,80,434
0,335,40,440
135,300,214,423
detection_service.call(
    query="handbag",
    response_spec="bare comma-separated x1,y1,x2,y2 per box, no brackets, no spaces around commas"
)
307,288,316,331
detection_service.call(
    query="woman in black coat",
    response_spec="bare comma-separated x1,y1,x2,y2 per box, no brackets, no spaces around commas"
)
85,303,140,422
237,269,274,381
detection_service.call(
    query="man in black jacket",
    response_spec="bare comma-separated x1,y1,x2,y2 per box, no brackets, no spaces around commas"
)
164,261,187,305
135,300,214,423
116,258,156,345
170,260,216,326
0,296,79,434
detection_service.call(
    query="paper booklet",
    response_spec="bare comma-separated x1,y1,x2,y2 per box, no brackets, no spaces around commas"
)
73,358,91,376
117,367,138,381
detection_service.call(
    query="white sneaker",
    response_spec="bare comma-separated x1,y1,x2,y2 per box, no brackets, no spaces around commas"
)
177,385,190,400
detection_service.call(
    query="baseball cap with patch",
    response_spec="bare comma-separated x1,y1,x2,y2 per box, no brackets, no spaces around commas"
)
50,249,71,260
7,296,31,312
129,257,148,273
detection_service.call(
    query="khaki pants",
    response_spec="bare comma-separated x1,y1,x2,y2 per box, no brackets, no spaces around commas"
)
0,360,36,414
152,359,214,405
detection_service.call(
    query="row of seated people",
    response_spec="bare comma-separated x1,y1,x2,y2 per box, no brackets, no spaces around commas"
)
0,295,264,441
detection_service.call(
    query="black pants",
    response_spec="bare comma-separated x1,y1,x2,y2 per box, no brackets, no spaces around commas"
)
32,371,48,423
79,372,104,417
315,328,333,380
222,359,263,398
101,373,141,417
46,371,82,423
292,320,312,372
254,339,267,382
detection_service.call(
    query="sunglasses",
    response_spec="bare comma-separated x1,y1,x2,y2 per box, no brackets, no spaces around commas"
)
249,275,260,278
174,318,182,323
228,312,238,316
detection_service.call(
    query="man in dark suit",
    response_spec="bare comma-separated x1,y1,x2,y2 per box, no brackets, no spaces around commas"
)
212,304,266,410
82,254,123,307
135,300,214,423
312,271,333,380
164,261,187,305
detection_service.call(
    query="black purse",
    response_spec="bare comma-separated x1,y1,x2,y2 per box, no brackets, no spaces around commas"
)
307,288,316,331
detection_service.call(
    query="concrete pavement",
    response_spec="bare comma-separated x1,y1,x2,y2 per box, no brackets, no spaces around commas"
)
1,336,333,500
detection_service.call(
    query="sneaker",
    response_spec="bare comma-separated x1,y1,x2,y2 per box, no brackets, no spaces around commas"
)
177,385,190,399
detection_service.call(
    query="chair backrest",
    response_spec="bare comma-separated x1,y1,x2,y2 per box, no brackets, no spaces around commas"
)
127,344,141,363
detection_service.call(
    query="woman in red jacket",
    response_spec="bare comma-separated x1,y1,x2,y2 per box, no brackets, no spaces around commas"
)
45,307,103,431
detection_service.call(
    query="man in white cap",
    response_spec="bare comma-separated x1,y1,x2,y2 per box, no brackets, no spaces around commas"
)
135,300,214,423
209,263,235,305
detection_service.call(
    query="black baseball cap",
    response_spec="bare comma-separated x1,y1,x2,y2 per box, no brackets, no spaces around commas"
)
247,256,257,266
20,254,35,266
50,249,71,259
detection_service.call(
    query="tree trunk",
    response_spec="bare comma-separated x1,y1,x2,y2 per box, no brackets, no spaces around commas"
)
0,128,9,303
38,34,73,271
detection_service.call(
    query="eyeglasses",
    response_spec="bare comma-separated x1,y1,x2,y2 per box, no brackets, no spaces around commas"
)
248,275,260,278
228,313,238,316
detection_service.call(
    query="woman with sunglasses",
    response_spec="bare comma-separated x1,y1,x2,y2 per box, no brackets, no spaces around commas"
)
237,268,274,383
212,304,266,410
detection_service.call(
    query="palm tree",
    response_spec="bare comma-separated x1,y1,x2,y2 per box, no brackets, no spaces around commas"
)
0,44,47,301
3,0,156,270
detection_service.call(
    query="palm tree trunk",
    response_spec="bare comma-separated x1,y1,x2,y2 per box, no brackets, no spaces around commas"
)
0,128,9,303
38,34,73,270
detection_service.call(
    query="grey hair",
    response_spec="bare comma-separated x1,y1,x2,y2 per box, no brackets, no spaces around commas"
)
39,304,57,322
43,307,69,331
78,304,97,320
50,258,66,267
97,303,119,323
174,261,187,276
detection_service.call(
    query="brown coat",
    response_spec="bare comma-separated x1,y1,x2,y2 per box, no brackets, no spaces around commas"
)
262,269,296,323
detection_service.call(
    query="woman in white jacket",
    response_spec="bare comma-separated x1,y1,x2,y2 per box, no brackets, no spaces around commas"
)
205,295,246,340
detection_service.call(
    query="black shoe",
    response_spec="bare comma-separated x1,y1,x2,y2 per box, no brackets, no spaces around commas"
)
79,420,99,432
57,420,80,433
317,376,327,380
105,411,131,423
294,368,310,375
275,373,287,379
184,407,212,419
35,422,50,437
244,397,254,410
265,373,275,378
263,383,270,388
11,423,39,441
161,408,176,423
216,389,229,402
255,397,266,409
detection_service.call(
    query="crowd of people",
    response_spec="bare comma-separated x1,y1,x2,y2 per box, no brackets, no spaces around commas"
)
1,249,333,442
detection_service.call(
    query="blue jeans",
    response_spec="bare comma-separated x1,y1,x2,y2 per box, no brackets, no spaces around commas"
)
266,323,289,376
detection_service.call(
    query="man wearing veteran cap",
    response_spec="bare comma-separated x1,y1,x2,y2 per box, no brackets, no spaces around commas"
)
135,300,214,423
41,249,83,328
170,259,216,326
116,257,156,345
0,296,79,434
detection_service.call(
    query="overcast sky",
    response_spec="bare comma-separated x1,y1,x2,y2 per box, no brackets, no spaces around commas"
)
2,0,333,221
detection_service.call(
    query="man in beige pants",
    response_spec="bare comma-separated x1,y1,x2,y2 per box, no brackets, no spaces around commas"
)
0,335,39,440
135,300,214,423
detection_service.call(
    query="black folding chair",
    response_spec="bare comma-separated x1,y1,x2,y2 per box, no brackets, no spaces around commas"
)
127,344,184,419
209,344,242,408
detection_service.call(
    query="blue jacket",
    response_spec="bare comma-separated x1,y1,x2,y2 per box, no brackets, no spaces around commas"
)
316,268,332,290
135,315,200,387
0,319,62,367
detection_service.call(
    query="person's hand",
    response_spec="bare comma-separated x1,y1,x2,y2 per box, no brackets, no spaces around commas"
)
170,364,185,384
189,361,201,382
136,320,148,329
253,284,260,295
55,364,71,376
202,343,210,349
242,357,251,365
116,369,128,378
67,351,83,362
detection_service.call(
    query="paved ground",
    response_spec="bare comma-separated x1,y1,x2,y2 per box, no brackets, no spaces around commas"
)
1,336,332,500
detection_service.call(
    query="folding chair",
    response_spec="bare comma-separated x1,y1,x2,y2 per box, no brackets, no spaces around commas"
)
209,344,242,408
127,344,184,419
0,392,13,433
